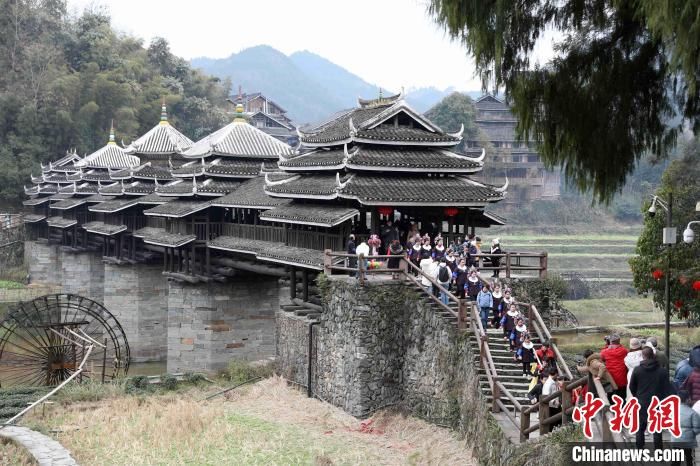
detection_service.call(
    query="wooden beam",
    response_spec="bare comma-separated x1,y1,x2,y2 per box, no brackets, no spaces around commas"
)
290,267,297,299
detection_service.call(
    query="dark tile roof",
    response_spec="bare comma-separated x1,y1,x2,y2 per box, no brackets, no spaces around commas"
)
212,177,291,209
354,126,459,144
49,193,74,201
43,152,81,171
299,106,387,144
171,162,204,177
58,183,99,194
338,175,505,205
347,147,482,172
82,221,127,236
25,185,57,195
264,174,340,198
89,197,139,213
84,194,115,203
23,196,52,206
474,95,509,110
205,158,262,177
110,164,173,181
47,216,77,228
156,179,240,197
144,199,214,218
133,227,195,247
124,181,157,195
260,204,358,227
208,236,323,270
137,192,168,205
42,173,70,183
278,149,345,169
23,214,46,223
98,183,124,195
299,97,444,146
261,161,280,173
50,197,87,210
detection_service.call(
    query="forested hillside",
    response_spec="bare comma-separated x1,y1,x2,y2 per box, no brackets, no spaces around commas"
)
0,0,231,209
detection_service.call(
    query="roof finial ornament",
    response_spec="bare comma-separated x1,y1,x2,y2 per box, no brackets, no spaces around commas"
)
168,156,173,170
192,174,198,194
160,97,169,126
379,87,383,99
233,103,246,123
348,118,357,137
108,120,116,145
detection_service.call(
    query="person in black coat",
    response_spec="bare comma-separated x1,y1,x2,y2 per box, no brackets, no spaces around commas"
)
346,234,357,276
452,259,469,298
517,335,536,377
387,240,404,278
490,238,502,278
629,346,677,450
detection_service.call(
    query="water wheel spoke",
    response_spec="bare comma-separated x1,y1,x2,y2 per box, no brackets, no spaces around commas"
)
0,294,130,387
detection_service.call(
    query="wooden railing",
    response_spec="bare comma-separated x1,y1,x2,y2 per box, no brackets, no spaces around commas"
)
471,252,548,278
322,250,623,444
322,251,468,329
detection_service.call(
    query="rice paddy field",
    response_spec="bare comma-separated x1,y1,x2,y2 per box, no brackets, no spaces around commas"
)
487,228,640,284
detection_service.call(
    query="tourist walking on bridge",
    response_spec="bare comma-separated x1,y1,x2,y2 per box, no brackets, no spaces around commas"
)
671,390,700,466
600,334,628,401
355,239,370,277
435,258,452,304
629,346,676,450
387,240,403,279
476,283,493,330
517,335,536,377
491,283,503,328
490,238,502,277
624,338,644,400
420,254,437,295
453,259,468,298
681,345,700,404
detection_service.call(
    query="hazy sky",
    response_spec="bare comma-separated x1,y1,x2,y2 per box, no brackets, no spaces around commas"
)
67,0,557,91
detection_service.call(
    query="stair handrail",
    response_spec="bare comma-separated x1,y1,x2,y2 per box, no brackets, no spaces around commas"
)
518,302,573,380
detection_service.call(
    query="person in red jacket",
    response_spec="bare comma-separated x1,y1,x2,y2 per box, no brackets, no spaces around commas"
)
682,365,700,404
600,334,629,401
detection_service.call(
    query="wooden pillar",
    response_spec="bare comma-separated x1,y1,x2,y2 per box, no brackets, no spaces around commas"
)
463,209,470,238
191,243,196,275
302,269,309,302
163,246,168,271
206,247,211,276
289,267,297,300
131,236,136,260
370,208,378,234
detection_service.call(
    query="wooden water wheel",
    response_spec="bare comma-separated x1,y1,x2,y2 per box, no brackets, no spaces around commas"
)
0,294,129,387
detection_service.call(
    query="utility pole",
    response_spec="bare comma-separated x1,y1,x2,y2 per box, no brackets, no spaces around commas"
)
664,191,672,369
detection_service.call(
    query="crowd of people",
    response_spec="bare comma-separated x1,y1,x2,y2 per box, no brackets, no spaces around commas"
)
572,336,700,459
346,219,504,281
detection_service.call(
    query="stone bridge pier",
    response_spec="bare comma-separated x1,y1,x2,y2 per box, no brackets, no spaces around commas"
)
166,276,287,373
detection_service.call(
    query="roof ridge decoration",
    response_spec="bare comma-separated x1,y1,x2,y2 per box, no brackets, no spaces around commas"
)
265,172,300,186
160,97,169,126
494,176,509,193
108,120,116,145
233,103,247,123
357,89,403,108
449,123,465,139
336,172,354,190
348,118,357,137
363,100,440,133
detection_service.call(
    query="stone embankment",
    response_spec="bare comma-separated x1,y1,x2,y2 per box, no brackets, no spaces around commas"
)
0,426,78,465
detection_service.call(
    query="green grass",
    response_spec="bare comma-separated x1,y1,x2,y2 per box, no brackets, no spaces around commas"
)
0,280,24,289
498,234,639,242
563,297,666,326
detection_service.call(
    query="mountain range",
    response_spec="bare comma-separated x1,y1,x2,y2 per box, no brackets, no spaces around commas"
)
191,45,467,125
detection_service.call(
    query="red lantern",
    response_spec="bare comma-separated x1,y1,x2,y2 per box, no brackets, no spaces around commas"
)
693,280,700,291
652,269,664,281
444,207,459,217
377,206,393,217
674,299,684,309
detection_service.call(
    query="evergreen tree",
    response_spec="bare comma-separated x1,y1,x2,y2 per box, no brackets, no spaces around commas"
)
0,0,230,209
629,139,700,321
428,0,700,202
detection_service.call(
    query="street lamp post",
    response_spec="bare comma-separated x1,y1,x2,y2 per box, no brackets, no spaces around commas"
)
648,193,675,366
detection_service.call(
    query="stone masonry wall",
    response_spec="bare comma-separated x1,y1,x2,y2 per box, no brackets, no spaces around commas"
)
103,263,168,362
25,240,62,286
167,276,281,373
276,277,528,465
60,249,104,303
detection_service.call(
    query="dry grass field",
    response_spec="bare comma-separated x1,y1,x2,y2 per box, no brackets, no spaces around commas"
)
21,377,473,466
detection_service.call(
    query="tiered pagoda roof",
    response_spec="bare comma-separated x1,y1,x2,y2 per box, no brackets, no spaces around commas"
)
267,92,507,210
123,102,194,159
146,104,293,211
